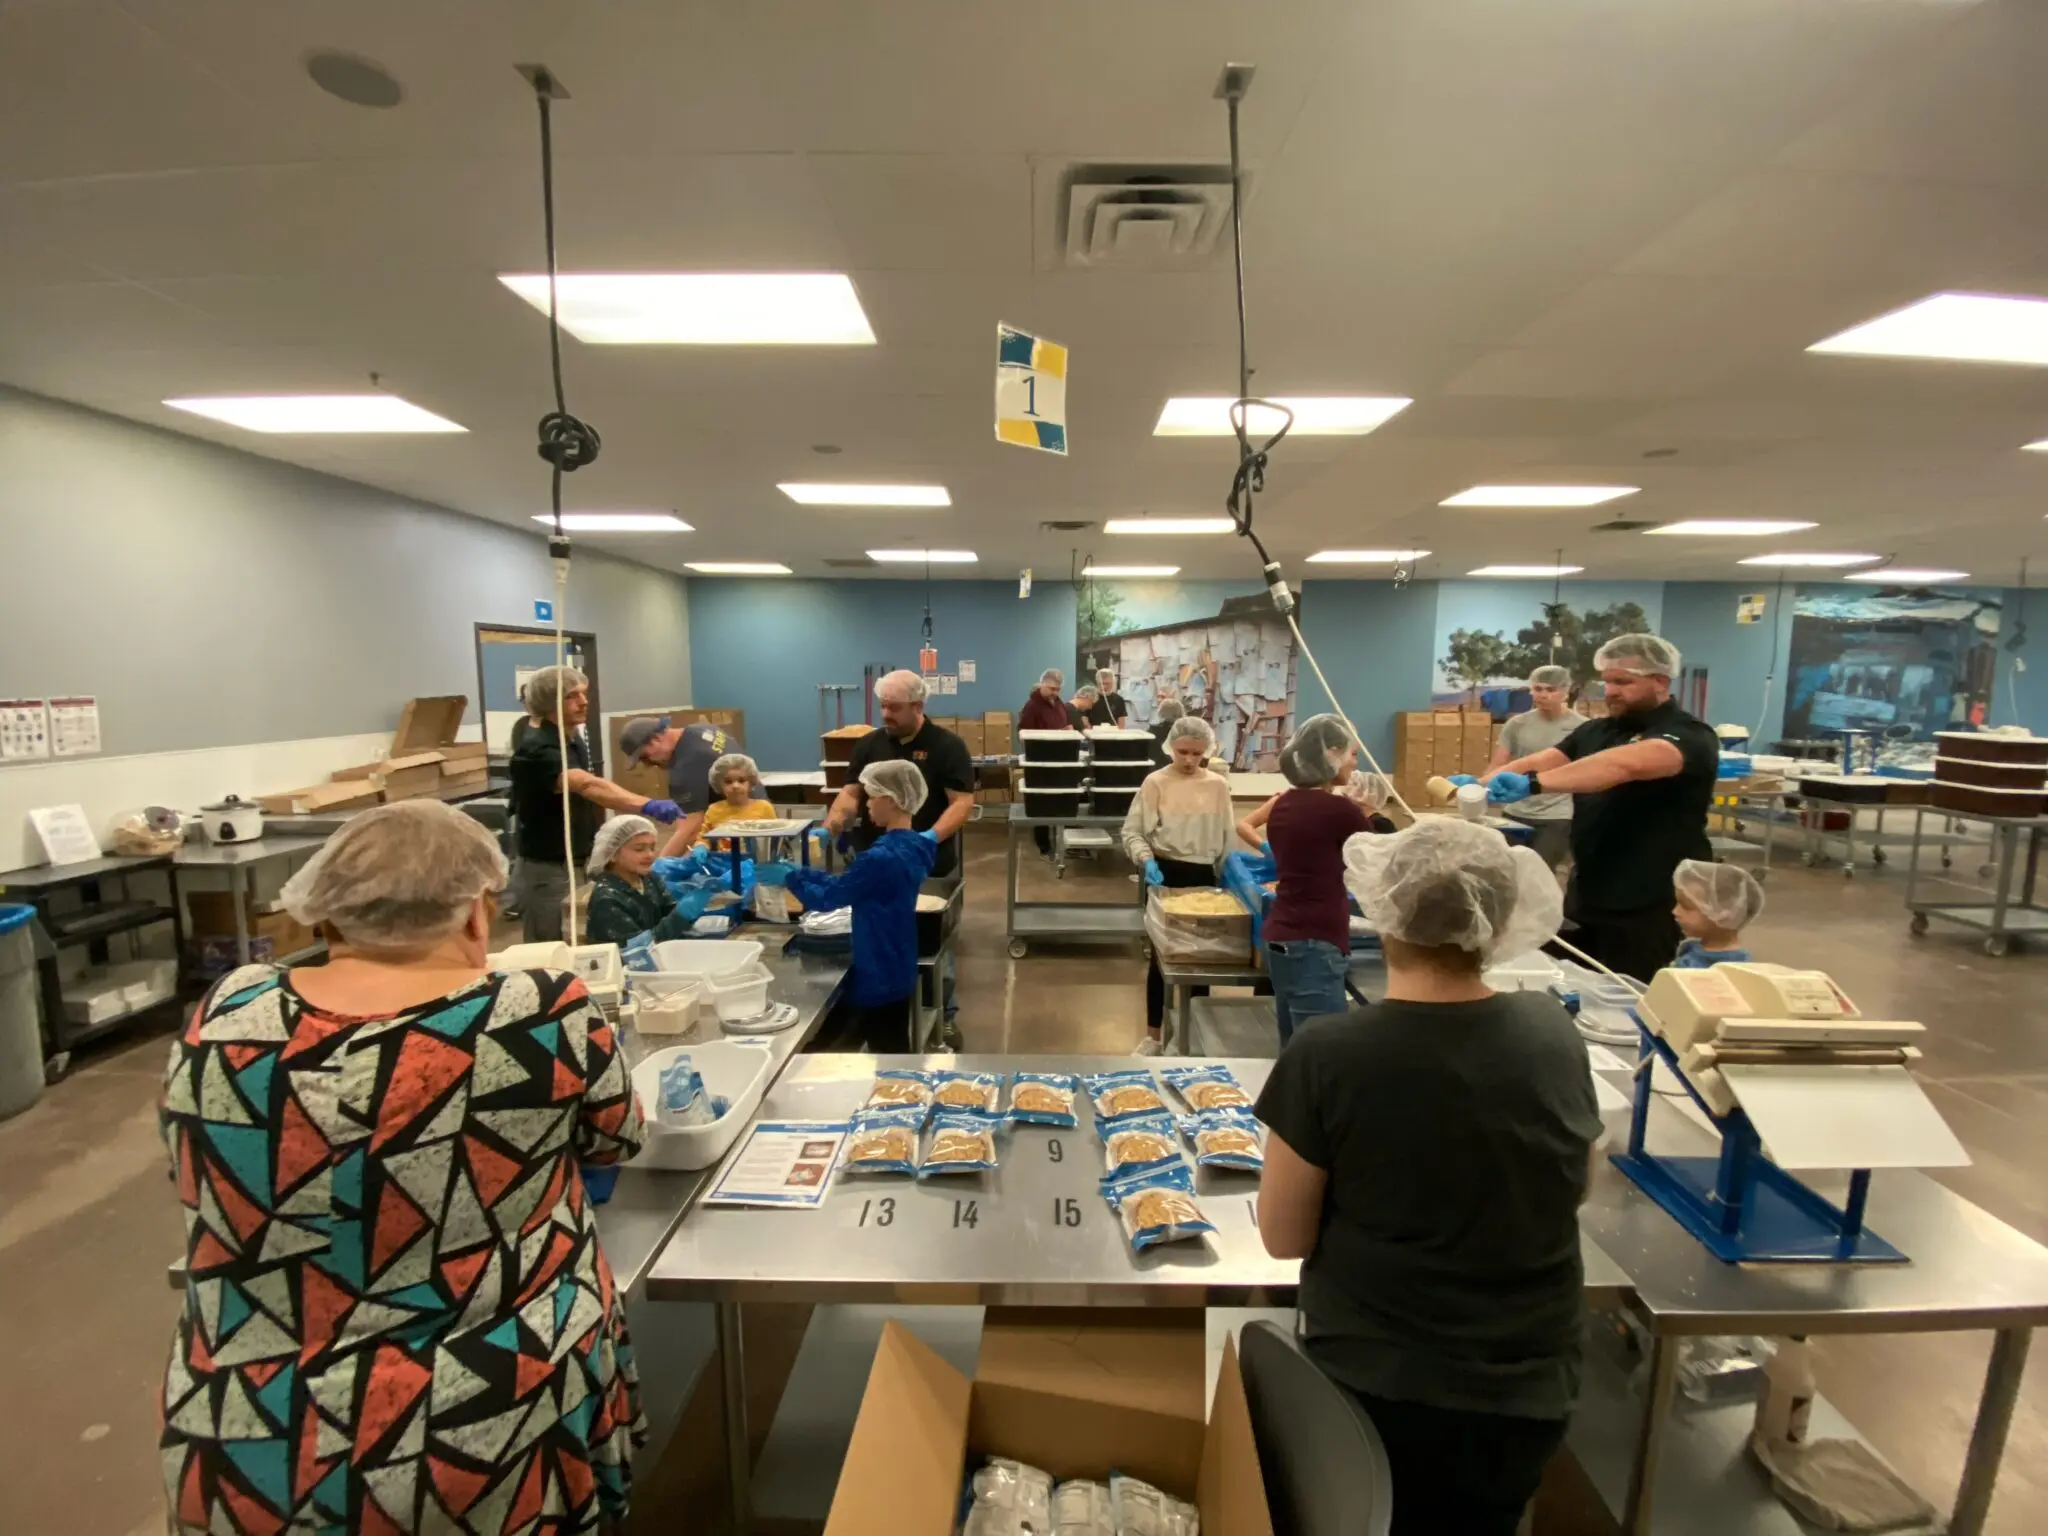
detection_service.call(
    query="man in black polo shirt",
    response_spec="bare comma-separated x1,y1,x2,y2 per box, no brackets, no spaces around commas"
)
1486,633,1717,982
507,666,685,942
827,670,976,878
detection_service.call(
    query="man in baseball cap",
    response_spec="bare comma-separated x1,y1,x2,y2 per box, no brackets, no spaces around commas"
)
620,716,744,852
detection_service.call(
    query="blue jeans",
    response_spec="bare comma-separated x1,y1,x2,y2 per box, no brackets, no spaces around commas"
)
1266,938,1350,1045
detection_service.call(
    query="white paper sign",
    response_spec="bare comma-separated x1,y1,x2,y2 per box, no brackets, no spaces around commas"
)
0,699,49,761
29,803,103,866
49,695,100,757
937,674,959,696
958,660,977,684
994,324,1068,455
703,1121,848,1208
1019,569,1033,599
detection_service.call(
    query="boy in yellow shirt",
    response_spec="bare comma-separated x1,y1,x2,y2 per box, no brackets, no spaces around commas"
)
696,753,777,842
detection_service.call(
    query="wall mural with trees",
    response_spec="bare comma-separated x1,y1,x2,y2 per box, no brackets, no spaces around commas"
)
1434,594,1655,718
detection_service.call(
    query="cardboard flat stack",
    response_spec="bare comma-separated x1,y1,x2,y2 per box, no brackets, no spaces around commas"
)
262,694,487,814
1391,708,1501,806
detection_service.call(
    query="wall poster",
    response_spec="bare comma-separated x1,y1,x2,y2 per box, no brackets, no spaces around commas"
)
1785,584,2000,740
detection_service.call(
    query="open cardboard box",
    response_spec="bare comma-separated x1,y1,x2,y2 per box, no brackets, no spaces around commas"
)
826,1312,1272,1536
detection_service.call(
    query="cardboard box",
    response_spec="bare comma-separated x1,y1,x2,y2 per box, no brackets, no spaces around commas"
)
1461,719,1494,774
606,706,747,797
983,710,1014,755
185,889,254,937
377,752,446,800
826,1316,1270,1536
258,781,382,816
392,694,468,756
955,719,986,756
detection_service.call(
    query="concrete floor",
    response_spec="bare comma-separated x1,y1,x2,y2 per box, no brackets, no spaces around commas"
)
5,822,2046,1533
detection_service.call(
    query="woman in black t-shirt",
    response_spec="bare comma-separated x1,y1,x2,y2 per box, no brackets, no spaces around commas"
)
1254,818,1603,1536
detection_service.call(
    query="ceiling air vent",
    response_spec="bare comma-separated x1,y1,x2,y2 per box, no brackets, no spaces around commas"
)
1058,164,1243,270
1592,519,1665,533
822,557,874,569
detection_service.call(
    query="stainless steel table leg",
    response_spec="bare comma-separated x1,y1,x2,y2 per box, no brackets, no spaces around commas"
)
719,1300,752,1534
1950,1327,2031,1536
232,865,251,966
1622,1331,1677,1535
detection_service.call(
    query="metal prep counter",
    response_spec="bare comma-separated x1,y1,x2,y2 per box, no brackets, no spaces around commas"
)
1904,804,2048,957
646,1051,1632,1531
1000,805,1146,958
171,835,332,969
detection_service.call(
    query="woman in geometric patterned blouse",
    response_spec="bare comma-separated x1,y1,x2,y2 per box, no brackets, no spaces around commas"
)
159,800,646,1534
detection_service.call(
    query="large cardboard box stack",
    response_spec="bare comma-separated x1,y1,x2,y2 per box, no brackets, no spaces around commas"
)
1391,707,1501,804
826,1313,1271,1536
1391,711,1435,806
984,710,1014,756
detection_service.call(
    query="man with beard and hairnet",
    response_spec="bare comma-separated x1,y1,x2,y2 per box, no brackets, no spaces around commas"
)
1252,818,1602,1536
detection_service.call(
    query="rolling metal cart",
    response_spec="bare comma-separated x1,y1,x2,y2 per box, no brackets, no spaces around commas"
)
1001,804,1145,958
1905,805,2048,956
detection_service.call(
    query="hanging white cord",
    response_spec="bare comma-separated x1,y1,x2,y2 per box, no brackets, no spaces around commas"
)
554,561,578,949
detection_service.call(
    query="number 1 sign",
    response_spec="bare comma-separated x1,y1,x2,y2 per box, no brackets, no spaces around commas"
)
995,323,1069,455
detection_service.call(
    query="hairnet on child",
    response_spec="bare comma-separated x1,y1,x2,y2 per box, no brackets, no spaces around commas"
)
1674,859,1766,930
586,814,659,876
709,752,758,788
1529,664,1571,689
282,800,507,950
1342,819,1561,963
1165,714,1217,752
1346,771,1392,812
1279,713,1357,788
859,759,929,815
1593,633,1681,678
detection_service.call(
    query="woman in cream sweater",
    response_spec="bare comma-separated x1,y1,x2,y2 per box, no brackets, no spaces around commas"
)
1122,714,1235,1053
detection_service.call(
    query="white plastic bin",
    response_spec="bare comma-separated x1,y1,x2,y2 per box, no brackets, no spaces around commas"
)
703,962,773,1022
650,939,763,977
628,1042,776,1170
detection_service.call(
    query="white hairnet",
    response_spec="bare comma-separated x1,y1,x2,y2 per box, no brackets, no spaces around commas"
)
1166,714,1216,752
1156,698,1185,722
282,800,507,950
1529,665,1571,689
1096,669,1116,686
875,669,928,704
587,815,660,876
525,664,586,720
859,759,929,815
1346,772,1392,812
710,752,758,788
1039,668,1064,687
1280,713,1357,787
1674,858,1765,930
1594,633,1680,678
1343,819,1561,964
1074,685,1101,704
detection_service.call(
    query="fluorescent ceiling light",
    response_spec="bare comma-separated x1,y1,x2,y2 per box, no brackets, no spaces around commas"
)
1843,567,1970,584
1306,549,1432,564
686,561,792,575
2024,439,2048,453
1103,517,1238,535
164,394,465,434
497,272,875,345
1738,552,1882,568
1809,293,2048,366
1644,520,1817,538
1468,564,1585,578
1442,485,1638,508
1152,396,1412,437
779,483,951,507
866,548,977,564
1082,565,1181,578
532,513,692,533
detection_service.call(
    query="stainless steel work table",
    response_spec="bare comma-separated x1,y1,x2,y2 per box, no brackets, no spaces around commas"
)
171,835,332,968
1157,957,1266,1053
1574,1061,2048,1535
646,1051,1631,1530
1001,805,1147,957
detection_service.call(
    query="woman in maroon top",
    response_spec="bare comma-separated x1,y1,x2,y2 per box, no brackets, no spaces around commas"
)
1264,714,1395,1045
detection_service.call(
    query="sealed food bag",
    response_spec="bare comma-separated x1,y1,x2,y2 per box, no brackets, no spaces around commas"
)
919,1112,1000,1176
962,1458,1054,1536
932,1070,1003,1114
1109,1472,1201,1536
1008,1071,1080,1128
1100,1114,1183,1179
840,1107,924,1176
1104,1163,1215,1253
1161,1063,1253,1113
865,1068,935,1114
1181,1109,1265,1172
1050,1479,1116,1535
656,1056,716,1127
1083,1069,1167,1123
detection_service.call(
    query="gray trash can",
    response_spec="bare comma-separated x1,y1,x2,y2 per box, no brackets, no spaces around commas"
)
0,904,45,1120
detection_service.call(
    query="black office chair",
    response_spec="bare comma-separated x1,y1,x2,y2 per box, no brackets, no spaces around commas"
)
1239,1321,1393,1536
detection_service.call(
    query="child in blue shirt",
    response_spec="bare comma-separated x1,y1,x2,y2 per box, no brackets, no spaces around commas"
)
1672,858,1764,968
788,759,937,1051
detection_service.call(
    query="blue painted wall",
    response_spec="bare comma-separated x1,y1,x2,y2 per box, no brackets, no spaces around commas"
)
1988,587,2044,736
686,579,1078,770
1293,579,1442,769
1660,581,1795,743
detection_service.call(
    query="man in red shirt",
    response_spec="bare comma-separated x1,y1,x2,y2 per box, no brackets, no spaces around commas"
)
1018,668,1071,731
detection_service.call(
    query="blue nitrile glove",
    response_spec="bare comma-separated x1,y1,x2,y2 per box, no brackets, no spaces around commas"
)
807,823,832,843
756,860,797,885
640,798,683,823
1258,842,1273,859
1486,772,1532,805
917,829,939,845
1143,859,1164,886
1447,775,1478,789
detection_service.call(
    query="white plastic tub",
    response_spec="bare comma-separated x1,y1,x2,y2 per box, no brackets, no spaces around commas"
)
633,988,701,1036
650,938,763,977
629,1042,776,1170
703,962,774,1022
1484,951,1564,992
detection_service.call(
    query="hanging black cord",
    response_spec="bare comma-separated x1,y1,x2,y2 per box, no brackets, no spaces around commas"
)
530,79,600,537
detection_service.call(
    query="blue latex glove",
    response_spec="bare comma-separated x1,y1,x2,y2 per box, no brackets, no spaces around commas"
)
640,798,683,823
1446,775,1479,789
756,860,797,885
1143,859,1164,887
1258,842,1273,860
807,822,832,842
917,829,939,845
1486,772,1532,805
